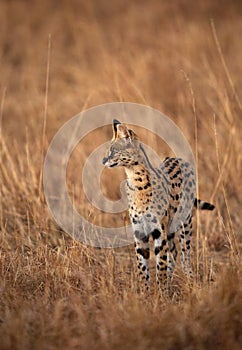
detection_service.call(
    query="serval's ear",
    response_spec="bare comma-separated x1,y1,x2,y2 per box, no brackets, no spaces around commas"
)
116,124,138,142
112,119,121,139
116,124,131,139
128,129,138,140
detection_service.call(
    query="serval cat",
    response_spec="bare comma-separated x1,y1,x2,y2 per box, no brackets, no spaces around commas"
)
102,120,215,292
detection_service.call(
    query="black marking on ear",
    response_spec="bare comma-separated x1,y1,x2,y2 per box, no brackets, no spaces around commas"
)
113,119,121,133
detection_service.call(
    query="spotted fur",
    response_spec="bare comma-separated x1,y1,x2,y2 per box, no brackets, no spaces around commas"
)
103,120,215,291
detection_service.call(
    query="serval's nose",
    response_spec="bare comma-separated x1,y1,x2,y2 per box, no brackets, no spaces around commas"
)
102,157,108,165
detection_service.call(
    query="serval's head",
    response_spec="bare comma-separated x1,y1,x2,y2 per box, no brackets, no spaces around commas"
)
102,119,140,168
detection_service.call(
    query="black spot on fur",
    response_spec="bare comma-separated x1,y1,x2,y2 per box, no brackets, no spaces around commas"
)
167,232,175,240
155,247,161,255
144,182,151,189
170,243,176,252
171,173,178,179
142,236,149,243
137,248,150,259
151,229,161,239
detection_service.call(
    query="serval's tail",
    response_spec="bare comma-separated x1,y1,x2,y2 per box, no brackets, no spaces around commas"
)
194,198,215,211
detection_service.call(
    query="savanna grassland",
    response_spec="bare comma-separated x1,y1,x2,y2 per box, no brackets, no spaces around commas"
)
0,1,241,349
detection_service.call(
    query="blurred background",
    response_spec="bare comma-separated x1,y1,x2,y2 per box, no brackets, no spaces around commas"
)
0,0,241,247
0,2,241,349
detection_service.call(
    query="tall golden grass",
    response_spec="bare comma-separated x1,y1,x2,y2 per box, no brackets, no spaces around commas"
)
0,1,241,349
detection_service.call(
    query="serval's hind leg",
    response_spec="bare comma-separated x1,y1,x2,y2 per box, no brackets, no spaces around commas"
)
179,214,193,280
167,231,178,282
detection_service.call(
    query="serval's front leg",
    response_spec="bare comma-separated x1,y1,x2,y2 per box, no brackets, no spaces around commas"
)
134,235,150,292
152,228,169,292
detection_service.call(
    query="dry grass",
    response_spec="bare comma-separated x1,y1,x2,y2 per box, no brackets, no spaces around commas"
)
0,0,241,349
